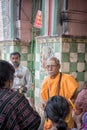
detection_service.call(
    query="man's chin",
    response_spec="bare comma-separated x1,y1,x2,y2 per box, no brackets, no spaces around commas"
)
13,63,19,67
49,73,57,78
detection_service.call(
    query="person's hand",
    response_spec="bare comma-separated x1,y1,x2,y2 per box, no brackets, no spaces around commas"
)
22,86,27,93
72,109,83,130
41,103,46,110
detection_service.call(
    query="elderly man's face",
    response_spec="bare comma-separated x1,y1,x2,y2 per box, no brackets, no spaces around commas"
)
46,60,60,77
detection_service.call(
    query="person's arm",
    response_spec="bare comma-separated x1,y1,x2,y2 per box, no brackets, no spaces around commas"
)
40,98,47,110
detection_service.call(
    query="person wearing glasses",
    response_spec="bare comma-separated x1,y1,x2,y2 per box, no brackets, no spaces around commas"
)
40,56,79,130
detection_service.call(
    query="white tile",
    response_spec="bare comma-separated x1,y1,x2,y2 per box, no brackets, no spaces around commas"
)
61,62,69,72
21,46,28,53
55,53,61,63
35,88,40,97
77,63,85,72
21,61,27,67
10,46,14,53
70,53,77,62
35,71,40,79
85,72,87,81
36,53,40,62
78,43,85,53
62,43,70,52
70,72,77,79
28,54,33,61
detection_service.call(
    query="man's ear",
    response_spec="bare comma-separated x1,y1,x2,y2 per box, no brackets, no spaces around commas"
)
58,64,60,69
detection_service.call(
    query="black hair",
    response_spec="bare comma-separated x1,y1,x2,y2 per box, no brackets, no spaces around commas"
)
0,60,15,88
45,96,70,130
10,52,21,58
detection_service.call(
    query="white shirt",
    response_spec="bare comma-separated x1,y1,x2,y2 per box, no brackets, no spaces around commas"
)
12,65,32,90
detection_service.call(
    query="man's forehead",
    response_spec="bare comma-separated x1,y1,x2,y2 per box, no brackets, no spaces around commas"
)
47,60,56,65
11,55,19,59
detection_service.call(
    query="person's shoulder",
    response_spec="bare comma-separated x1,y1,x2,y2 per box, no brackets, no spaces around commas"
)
10,89,24,96
20,65,29,70
42,76,50,84
62,73,75,79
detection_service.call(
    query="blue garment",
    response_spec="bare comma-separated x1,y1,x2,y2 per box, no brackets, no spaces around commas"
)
82,112,87,130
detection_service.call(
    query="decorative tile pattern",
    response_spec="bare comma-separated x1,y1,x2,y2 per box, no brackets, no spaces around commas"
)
62,37,87,87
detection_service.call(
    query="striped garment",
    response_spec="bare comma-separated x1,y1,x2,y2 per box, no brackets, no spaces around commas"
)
0,88,41,130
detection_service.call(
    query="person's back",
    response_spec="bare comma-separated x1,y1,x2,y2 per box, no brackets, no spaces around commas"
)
0,60,41,130
0,88,41,130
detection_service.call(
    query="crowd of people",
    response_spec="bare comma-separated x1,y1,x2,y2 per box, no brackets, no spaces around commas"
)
0,52,86,130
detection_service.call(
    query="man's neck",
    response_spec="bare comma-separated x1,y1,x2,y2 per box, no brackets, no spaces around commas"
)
14,65,19,70
50,74,58,79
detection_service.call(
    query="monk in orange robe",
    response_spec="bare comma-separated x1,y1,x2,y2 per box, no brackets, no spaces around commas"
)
40,56,79,130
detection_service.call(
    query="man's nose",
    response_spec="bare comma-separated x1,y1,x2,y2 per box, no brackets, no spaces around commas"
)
12,59,17,62
48,65,53,70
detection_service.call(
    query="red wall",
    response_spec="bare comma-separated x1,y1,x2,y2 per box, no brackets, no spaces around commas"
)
20,0,32,43
68,0,87,36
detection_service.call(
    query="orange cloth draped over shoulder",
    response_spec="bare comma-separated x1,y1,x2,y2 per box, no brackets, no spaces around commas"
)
40,72,79,130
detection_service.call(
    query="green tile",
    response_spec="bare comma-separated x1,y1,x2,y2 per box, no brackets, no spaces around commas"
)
6,45,10,53
78,53,85,62
28,61,33,70
21,54,27,61
14,46,20,52
85,44,87,52
70,62,77,72
40,73,45,81
85,63,87,71
3,53,7,60
62,53,70,62
36,44,40,53
28,45,31,53
77,72,84,81
55,43,61,52
70,43,77,52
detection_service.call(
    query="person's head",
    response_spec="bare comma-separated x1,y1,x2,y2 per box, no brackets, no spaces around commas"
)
44,96,70,130
75,83,87,113
46,57,60,78
10,52,21,68
0,60,15,88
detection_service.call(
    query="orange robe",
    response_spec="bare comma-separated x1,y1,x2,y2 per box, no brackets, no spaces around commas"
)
40,72,79,130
